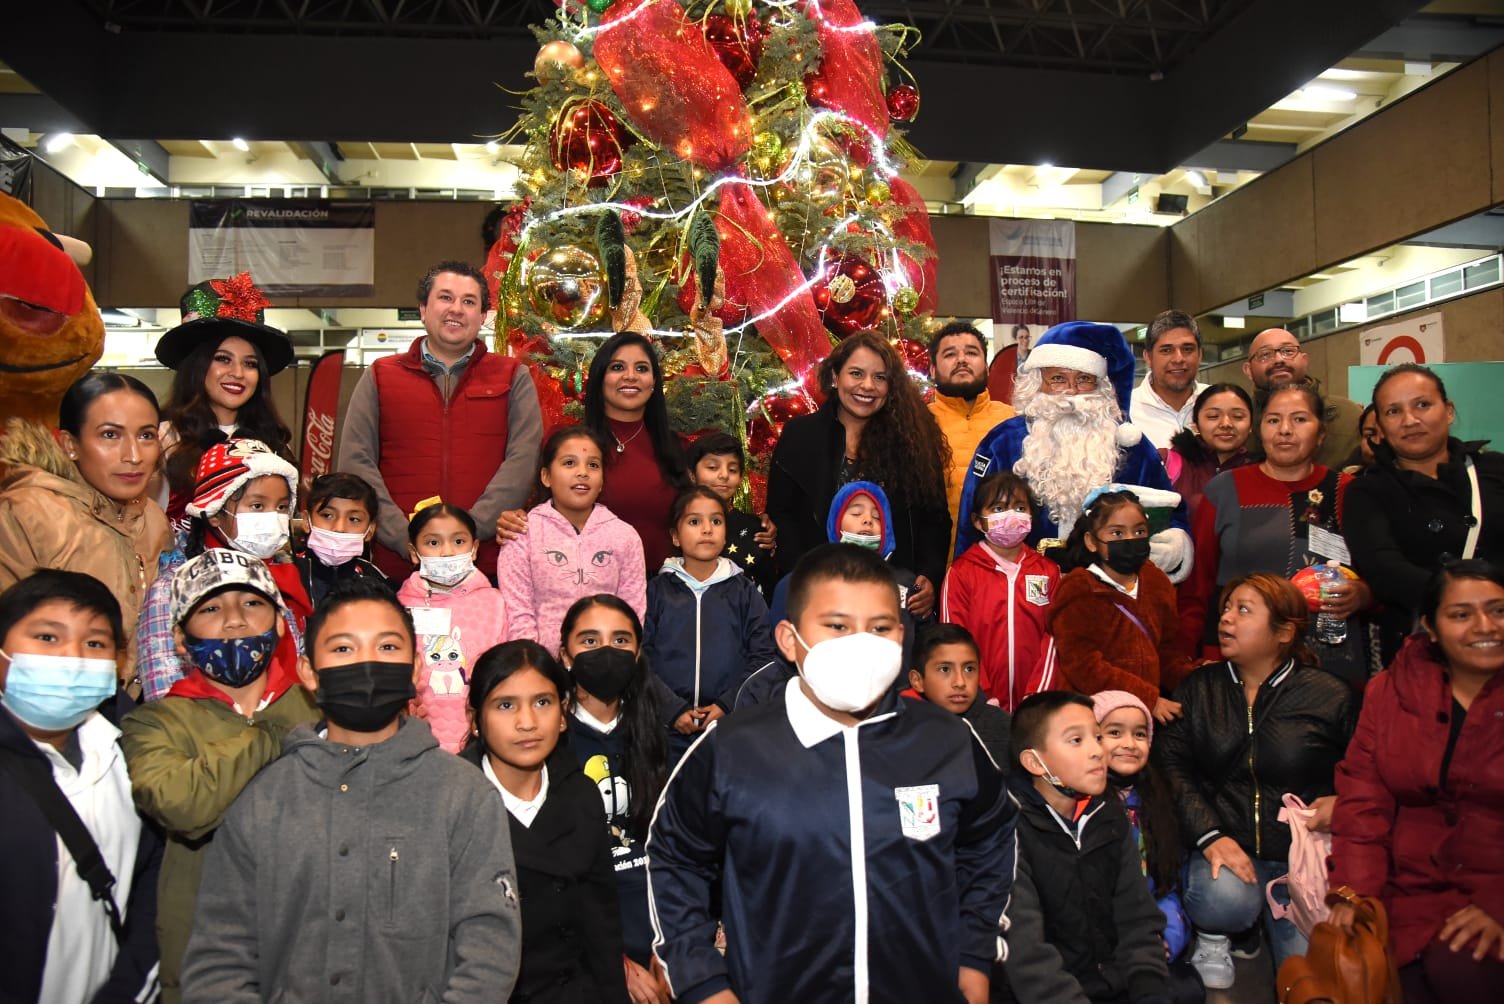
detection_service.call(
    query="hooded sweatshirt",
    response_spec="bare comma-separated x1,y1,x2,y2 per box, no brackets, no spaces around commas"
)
497,501,647,650
643,557,777,718
941,541,1059,711
396,567,508,754
180,717,522,1002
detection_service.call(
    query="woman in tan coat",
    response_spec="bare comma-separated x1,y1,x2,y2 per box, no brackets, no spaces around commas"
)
0,372,171,680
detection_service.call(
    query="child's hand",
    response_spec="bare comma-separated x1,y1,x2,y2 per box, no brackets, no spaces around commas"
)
494,508,528,544
958,966,989,1004
1152,697,1183,724
698,705,725,729
624,956,671,1004
908,575,936,618
673,709,700,735
1439,904,1504,960
754,513,778,554
1305,795,1336,832
1203,836,1257,884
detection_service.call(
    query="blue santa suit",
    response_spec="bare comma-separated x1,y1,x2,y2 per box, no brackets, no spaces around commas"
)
953,415,1188,559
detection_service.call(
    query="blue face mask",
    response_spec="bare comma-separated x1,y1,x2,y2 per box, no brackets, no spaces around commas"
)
0,651,117,732
182,625,280,688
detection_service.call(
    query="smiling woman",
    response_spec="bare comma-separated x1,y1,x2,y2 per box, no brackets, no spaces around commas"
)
152,274,295,538
766,331,952,616
0,372,171,680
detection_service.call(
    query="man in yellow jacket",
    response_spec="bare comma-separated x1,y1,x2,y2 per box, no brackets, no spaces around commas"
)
927,322,1016,558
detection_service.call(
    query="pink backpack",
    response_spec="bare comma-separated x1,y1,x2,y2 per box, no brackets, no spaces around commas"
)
1265,793,1333,938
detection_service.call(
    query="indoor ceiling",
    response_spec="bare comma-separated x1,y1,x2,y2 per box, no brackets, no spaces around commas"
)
6,0,1494,178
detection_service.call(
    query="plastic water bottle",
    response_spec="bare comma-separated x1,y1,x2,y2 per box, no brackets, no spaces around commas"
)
1315,561,1348,646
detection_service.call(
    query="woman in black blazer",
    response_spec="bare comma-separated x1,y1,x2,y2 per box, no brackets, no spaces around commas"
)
463,640,630,1004
766,331,952,614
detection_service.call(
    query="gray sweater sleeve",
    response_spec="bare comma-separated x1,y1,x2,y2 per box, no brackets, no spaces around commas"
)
179,799,263,1002
443,782,522,1002
336,368,410,553
1002,846,1092,1004
468,365,543,540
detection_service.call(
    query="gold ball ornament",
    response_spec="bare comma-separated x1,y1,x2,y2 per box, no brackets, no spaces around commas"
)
724,0,753,16
892,286,920,315
752,131,782,161
864,180,891,206
534,41,586,84
827,273,857,305
526,245,607,330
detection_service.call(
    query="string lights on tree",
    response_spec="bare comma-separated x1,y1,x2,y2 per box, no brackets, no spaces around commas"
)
489,0,939,506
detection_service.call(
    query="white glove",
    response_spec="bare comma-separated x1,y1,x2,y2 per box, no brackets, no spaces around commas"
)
1149,527,1193,584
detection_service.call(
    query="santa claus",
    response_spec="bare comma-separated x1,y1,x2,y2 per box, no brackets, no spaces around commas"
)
955,320,1193,582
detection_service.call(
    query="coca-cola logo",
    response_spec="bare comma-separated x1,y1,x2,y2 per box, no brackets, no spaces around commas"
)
305,411,335,478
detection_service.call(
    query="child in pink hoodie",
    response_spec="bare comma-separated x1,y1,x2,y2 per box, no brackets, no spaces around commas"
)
395,498,508,752
497,427,648,651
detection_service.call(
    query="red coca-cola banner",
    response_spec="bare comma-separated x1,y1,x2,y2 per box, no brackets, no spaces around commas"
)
299,350,345,489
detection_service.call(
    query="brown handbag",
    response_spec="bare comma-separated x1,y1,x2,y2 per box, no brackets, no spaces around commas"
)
1277,888,1403,1004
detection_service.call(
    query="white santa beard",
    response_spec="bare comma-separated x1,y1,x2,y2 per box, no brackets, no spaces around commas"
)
1015,390,1122,533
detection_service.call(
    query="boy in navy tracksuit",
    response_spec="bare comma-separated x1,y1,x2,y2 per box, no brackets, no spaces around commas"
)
648,544,1016,1004
741,481,922,710
1003,692,1172,1004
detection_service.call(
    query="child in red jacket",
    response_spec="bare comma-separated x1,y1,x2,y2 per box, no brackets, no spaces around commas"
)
1047,486,1191,725
940,471,1059,711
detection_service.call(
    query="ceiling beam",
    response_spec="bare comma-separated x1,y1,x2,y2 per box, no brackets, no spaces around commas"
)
105,138,170,184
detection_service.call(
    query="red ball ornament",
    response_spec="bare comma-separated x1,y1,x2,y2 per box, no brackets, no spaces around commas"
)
886,83,921,123
703,13,762,90
810,255,888,338
895,337,930,375
549,100,632,185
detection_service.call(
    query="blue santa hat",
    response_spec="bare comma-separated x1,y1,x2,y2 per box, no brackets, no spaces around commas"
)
1020,321,1137,417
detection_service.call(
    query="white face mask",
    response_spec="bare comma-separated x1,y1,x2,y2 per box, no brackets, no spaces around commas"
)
791,628,903,713
419,552,475,587
306,526,367,566
228,511,290,559
838,530,883,551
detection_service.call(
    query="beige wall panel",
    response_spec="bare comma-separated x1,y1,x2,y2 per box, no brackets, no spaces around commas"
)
930,215,993,318
1168,214,1203,317
1189,157,1317,314
1074,222,1169,321
94,199,191,305
1314,61,1492,266
931,216,1169,322
1492,50,1504,205
26,164,98,285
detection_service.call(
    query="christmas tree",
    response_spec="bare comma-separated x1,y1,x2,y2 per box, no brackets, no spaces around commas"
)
489,0,939,506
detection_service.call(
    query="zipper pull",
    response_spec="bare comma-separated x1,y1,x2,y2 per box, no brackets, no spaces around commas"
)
389,847,399,863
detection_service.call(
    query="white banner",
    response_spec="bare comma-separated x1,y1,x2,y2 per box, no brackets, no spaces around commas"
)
189,200,374,297
1358,311,1445,366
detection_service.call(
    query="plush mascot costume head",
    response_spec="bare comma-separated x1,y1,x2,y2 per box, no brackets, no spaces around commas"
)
0,192,104,427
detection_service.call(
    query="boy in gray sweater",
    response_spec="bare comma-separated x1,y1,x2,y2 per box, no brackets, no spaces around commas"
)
181,578,521,1002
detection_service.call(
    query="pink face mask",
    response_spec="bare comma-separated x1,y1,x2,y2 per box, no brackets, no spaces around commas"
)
984,509,1032,549
306,526,367,566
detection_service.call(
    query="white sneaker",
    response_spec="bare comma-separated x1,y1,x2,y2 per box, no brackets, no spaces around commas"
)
1190,933,1236,990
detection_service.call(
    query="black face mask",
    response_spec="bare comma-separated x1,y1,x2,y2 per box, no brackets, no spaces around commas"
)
314,661,416,733
570,647,638,703
1098,537,1152,576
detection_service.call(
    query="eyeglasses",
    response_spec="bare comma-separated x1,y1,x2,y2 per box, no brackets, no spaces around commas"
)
1044,373,1099,391
1251,345,1302,365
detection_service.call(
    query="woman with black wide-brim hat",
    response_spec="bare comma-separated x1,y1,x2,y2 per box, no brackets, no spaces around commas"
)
152,272,296,535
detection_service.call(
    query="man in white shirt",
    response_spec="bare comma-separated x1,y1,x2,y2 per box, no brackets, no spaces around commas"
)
1129,309,1209,453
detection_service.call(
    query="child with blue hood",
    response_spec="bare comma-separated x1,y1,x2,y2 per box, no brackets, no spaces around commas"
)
740,481,922,709
642,487,778,759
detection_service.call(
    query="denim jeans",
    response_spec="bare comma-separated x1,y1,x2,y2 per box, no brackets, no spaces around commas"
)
1182,853,1309,970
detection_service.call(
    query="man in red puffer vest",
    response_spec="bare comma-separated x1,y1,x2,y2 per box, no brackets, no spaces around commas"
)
337,260,542,580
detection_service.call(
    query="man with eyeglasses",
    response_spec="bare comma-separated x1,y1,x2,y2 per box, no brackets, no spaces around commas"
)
955,322,1192,583
1242,328,1363,469
1130,310,1209,453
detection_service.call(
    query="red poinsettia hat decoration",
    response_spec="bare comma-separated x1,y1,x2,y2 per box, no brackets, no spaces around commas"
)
154,271,293,373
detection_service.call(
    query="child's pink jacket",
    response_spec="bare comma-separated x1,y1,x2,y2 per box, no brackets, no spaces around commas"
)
496,501,648,650
395,568,508,753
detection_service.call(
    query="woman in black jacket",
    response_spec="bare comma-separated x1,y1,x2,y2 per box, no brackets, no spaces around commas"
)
766,331,951,614
463,639,629,1004
1346,363,1504,661
1156,572,1355,991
